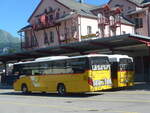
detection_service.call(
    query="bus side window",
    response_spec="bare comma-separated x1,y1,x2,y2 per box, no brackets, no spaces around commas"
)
66,61,73,74
19,64,34,76
67,58,87,73
52,60,66,74
37,62,53,75
13,65,20,77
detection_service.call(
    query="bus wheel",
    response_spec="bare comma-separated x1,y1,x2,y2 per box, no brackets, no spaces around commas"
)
57,84,66,96
21,84,28,94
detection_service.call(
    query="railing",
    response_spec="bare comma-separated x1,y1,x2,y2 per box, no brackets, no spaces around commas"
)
33,11,60,31
21,42,37,50
33,19,57,31
98,17,109,25
81,34,97,39
109,20,121,28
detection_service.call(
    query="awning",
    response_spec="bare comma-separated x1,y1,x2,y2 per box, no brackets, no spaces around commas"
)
0,34,150,62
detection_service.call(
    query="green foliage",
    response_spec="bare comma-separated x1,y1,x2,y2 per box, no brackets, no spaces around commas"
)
0,29,21,54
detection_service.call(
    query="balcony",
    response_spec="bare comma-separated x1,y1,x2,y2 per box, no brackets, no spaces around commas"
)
98,17,109,26
81,34,98,41
33,12,60,31
109,20,121,28
21,41,38,50
33,20,59,31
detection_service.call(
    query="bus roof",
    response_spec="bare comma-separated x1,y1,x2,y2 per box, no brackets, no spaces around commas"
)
14,54,109,65
35,56,69,61
108,54,133,62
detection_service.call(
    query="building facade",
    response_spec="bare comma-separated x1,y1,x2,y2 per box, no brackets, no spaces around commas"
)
109,0,150,36
19,0,135,50
108,0,150,82
19,0,150,82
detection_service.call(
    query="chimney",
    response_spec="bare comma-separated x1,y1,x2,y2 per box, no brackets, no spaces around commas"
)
78,0,84,3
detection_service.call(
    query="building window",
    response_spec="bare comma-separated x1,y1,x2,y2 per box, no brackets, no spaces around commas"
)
72,26,77,32
134,18,143,28
128,6,131,10
31,37,37,47
56,12,60,19
38,18,41,24
44,31,49,44
62,11,66,18
30,31,37,47
115,4,120,7
65,27,70,34
87,26,92,34
50,31,54,43
48,7,53,12
45,9,47,13
25,32,29,47
49,15,53,20
115,4,123,8
71,26,77,34
122,31,126,34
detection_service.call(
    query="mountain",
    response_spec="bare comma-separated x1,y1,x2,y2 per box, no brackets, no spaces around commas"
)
0,29,21,54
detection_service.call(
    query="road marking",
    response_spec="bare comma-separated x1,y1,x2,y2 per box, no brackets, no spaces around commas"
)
0,101,139,113
0,101,88,111
0,93,150,104
100,91,150,95
85,98,150,103
23,96,150,103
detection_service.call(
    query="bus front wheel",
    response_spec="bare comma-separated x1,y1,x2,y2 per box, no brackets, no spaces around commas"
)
57,84,66,96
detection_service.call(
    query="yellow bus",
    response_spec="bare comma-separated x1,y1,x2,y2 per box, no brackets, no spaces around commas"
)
13,55,112,95
108,55,134,88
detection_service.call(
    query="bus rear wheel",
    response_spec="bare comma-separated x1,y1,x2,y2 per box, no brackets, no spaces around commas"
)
57,84,66,96
21,84,28,94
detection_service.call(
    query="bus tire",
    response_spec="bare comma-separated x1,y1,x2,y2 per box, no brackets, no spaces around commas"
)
21,84,28,94
57,84,66,96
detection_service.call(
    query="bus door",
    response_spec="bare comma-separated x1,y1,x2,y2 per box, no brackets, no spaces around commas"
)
110,62,118,88
119,58,134,87
127,62,134,86
119,63,128,87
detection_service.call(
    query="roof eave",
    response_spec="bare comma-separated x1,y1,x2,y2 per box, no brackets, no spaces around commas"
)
108,0,142,8
27,0,43,22
28,0,71,23
18,25,32,33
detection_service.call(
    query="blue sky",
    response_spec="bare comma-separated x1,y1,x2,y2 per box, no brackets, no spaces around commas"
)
0,0,109,37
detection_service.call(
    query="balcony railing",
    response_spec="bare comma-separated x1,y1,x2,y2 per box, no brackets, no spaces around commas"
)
33,11,60,31
98,17,109,25
21,42,37,50
33,21,58,31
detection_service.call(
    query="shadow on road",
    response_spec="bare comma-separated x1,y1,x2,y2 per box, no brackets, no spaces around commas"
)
103,82,150,92
126,82,150,91
0,91,103,98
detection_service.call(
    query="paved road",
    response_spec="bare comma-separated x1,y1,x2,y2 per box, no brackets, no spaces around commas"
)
0,84,150,113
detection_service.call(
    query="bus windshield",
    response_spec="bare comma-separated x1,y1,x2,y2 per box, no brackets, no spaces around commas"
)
89,57,110,71
119,58,134,71
120,58,132,64
13,65,21,75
